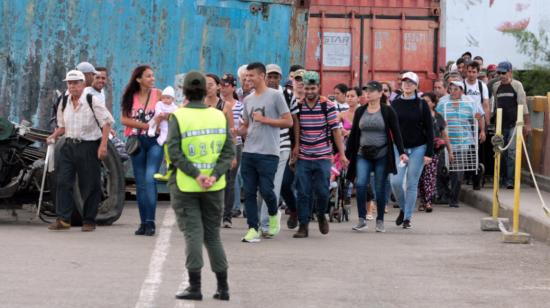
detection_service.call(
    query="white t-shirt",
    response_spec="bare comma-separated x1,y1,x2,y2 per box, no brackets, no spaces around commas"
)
83,86,106,104
464,80,488,116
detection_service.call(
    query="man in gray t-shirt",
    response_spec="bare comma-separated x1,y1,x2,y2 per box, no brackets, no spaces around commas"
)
238,62,293,243
242,87,289,156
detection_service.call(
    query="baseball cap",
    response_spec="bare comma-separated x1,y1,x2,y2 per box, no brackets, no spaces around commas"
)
303,71,320,85
364,80,383,92
401,71,419,85
76,61,98,74
487,64,497,72
450,81,465,90
63,70,86,82
266,64,282,76
183,71,206,91
221,73,237,87
161,86,175,98
497,61,512,72
293,69,306,80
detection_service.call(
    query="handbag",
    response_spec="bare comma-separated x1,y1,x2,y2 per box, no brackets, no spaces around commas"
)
360,144,385,160
125,90,152,156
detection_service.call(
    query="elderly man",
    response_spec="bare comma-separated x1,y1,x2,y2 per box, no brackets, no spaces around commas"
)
47,70,114,231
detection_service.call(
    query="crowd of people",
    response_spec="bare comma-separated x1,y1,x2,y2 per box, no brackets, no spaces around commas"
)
45,53,532,301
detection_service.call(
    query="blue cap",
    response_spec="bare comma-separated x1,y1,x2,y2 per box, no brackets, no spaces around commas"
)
497,61,512,72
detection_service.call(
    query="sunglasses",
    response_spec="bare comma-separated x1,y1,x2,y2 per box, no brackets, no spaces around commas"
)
497,71,507,75
382,89,390,93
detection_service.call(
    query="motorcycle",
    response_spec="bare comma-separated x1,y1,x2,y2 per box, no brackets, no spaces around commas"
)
0,117,125,225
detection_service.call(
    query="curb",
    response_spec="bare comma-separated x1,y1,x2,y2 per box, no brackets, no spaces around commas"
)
460,187,550,244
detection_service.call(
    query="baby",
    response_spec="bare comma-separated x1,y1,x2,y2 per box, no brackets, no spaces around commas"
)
147,86,178,145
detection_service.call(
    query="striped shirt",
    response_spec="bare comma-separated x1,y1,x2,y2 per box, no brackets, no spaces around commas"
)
291,98,339,160
280,128,291,151
232,100,244,145
436,95,476,150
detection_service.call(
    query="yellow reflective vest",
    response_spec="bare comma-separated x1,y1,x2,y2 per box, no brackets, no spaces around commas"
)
171,107,227,192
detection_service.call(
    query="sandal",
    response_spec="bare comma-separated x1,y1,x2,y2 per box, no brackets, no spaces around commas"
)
426,204,433,213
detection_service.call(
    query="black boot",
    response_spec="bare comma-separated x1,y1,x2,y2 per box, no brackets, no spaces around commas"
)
213,271,230,301
175,271,202,300
134,223,146,235
144,221,156,236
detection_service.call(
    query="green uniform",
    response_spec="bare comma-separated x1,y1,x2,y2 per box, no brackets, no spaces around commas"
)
167,100,235,273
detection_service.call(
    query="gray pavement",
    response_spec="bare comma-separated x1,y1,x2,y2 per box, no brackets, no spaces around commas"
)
2,201,550,308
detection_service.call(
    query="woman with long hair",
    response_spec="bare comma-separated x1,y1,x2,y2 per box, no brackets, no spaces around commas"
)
390,72,434,229
346,81,407,232
121,65,164,236
418,92,452,212
219,73,242,227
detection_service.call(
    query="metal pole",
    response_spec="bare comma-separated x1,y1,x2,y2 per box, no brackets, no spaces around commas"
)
492,108,502,219
512,105,524,234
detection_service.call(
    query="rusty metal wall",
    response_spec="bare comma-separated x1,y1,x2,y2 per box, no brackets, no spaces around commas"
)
304,0,441,95
0,0,307,131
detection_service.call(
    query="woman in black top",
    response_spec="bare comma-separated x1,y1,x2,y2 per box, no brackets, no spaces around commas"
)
346,81,407,233
390,72,434,229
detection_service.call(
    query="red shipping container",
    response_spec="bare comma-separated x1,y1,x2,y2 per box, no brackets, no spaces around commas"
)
305,0,441,95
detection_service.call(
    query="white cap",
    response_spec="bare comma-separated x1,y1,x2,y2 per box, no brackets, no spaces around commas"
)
266,64,282,75
63,70,85,82
76,61,98,74
450,63,458,72
450,81,465,90
401,71,419,85
161,86,175,98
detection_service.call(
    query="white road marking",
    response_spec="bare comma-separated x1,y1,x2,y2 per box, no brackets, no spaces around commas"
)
135,209,176,308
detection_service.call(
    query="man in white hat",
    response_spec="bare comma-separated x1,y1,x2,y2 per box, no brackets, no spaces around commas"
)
47,70,115,232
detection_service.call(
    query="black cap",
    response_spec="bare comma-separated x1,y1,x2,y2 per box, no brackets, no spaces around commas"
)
183,71,206,91
364,81,383,92
221,73,237,87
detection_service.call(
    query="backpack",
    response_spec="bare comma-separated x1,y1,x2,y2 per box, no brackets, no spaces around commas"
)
296,96,338,153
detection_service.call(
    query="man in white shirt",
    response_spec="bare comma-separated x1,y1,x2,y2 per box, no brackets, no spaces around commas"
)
47,70,114,232
84,67,107,103
464,61,490,125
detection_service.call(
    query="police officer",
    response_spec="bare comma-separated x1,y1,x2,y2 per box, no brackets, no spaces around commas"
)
167,71,235,301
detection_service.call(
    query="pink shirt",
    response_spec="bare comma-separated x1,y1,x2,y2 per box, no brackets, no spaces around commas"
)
124,89,159,137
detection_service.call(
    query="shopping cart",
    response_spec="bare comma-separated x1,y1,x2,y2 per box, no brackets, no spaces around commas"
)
441,101,479,173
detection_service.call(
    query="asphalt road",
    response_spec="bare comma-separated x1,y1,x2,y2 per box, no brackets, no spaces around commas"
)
2,201,550,308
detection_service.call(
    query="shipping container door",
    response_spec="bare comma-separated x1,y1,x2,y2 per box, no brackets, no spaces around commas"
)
305,13,361,96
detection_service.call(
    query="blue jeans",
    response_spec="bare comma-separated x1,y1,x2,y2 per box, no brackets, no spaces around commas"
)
241,152,279,230
130,135,164,224
502,128,516,186
280,160,297,212
390,144,426,221
356,155,388,221
232,166,242,211
295,159,331,225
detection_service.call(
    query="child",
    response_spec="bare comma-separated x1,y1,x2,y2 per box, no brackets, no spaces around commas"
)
148,86,178,145
149,86,178,182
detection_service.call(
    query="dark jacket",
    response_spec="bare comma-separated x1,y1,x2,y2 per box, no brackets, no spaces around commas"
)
345,104,405,182
391,93,435,157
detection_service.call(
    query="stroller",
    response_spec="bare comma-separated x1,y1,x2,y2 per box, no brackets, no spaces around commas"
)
328,155,351,223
